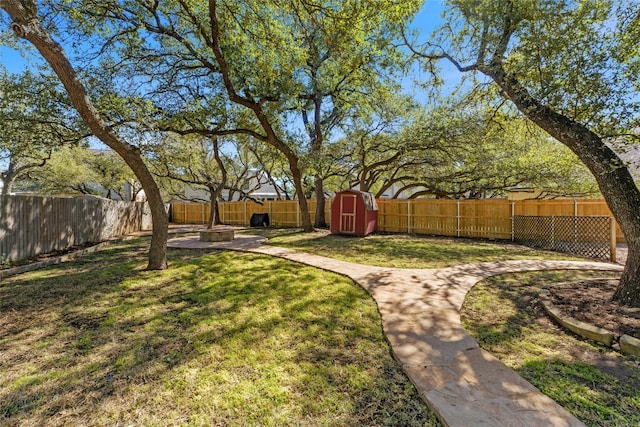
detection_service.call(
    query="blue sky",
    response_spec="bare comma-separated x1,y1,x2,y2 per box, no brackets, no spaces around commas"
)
0,47,26,73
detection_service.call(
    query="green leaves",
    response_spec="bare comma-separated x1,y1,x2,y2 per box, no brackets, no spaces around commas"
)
24,145,139,199
340,92,599,199
0,68,86,191
438,0,639,134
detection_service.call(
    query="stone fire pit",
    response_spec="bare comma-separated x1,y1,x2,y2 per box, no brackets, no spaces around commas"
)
199,227,235,242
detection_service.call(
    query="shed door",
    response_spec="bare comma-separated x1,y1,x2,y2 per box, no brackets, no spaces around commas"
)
340,194,357,233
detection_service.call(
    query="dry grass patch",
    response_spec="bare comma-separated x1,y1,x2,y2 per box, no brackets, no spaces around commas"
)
0,238,438,426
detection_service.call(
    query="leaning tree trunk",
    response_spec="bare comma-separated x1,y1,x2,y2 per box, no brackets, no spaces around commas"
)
2,1,168,269
485,65,640,306
208,1,312,233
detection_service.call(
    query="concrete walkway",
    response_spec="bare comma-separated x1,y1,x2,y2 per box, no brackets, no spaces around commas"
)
168,234,624,427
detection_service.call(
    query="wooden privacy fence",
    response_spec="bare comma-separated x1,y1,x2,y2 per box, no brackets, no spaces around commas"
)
0,195,150,262
171,198,623,241
172,199,331,228
377,199,514,239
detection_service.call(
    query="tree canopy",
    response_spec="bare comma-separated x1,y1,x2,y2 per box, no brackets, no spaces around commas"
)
0,68,85,194
44,0,421,230
21,145,142,200
340,98,599,199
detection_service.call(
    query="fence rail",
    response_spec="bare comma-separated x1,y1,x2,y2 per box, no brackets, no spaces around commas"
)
0,196,620,264
171,198,623,242
0,195,149,262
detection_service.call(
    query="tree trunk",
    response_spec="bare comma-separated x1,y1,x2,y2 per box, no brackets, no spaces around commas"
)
615,239,640,303
484,65,640,306
289,161,313,232
208,1,312,232
213,199,221,225
207,185,224,228
1,160,17,196
1,175,14,196
1,155,50,196
2,2,168,269
359,175,369,192
207,137,226,229
314,177,327,228
268,176,283,200
206,197,217,228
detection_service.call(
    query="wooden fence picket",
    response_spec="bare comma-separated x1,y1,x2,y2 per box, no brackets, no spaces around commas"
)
0,195,147,262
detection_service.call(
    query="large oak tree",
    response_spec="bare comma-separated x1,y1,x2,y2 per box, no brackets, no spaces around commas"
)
56,0,420,231
341,97,597,199
0,0,169,269
409,0,640,305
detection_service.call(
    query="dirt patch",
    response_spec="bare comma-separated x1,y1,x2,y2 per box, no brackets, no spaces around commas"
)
0,242,101,270
546,279,640,339
32,243,98,260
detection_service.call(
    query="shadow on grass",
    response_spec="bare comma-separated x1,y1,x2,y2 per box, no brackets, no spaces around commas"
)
460,270,640,426
1,239,438,426
461,270,623,348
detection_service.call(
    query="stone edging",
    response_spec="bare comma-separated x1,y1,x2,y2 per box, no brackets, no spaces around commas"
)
539,289,640,357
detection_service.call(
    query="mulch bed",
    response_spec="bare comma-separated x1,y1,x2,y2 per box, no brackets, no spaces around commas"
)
546,279,640,339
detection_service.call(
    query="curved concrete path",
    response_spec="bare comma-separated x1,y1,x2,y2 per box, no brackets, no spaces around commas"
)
168,234,624,427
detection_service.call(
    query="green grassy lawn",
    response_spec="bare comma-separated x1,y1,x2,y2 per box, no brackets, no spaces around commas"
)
242,228,637,424
240,228,582,269
0,238,439,426
461,271,640,427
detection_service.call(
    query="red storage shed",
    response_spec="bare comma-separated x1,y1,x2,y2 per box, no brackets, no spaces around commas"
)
330,190,378,236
